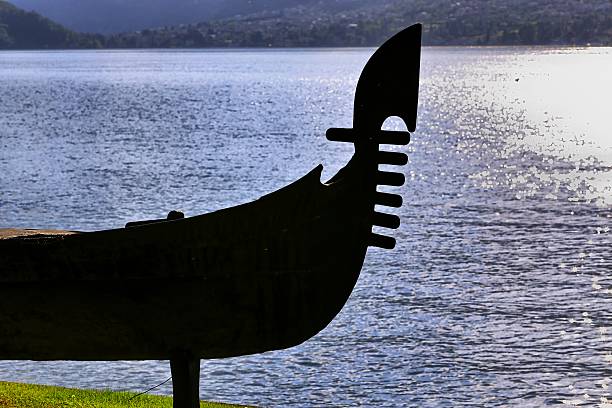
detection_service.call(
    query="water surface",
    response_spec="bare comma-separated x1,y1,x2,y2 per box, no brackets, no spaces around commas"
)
0,47,610,407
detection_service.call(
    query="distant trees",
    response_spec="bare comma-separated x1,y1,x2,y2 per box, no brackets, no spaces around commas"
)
1,0,611,49
100,0,610,48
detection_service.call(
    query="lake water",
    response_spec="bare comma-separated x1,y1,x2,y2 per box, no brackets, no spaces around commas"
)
0,47,610,407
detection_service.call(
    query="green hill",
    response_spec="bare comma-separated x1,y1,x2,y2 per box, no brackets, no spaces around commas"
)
0,0,102,49
9,0,316,34
105,0,612,47
2,0,611,48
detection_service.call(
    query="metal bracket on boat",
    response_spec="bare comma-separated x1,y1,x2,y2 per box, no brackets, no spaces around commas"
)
326,128,410,145
125,210,184,228
325,23,422,250
327,127,409,250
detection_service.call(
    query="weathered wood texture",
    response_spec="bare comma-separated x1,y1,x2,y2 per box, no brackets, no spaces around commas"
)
0,229,77,239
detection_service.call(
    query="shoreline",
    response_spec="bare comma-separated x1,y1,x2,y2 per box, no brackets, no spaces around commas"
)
0,381,254,408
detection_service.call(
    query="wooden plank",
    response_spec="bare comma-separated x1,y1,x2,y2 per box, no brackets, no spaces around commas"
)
0,229,78,240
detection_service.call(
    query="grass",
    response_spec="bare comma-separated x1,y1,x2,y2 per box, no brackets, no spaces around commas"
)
0,382,253,408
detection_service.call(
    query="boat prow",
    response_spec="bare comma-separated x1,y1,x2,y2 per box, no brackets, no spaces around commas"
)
0,23,422,407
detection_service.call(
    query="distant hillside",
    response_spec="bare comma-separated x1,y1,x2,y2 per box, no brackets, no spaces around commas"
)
0,0,101,49
2,0,611,48
9,0,327,34
106,0,612,47
8,0,612,47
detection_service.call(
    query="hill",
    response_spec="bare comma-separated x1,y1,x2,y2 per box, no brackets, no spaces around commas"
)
9,0,327,34
2,0,611,47
106,0,612,47
0,0,102,48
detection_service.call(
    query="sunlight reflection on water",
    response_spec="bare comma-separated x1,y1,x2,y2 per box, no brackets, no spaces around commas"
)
437,47,612,206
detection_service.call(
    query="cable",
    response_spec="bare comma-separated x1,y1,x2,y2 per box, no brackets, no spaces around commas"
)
127,376,172,401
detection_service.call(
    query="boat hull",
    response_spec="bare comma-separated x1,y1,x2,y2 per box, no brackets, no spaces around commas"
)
0,165,370,360
0,23,422,366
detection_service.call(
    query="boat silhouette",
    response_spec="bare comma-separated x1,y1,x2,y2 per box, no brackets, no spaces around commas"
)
0,24,422,407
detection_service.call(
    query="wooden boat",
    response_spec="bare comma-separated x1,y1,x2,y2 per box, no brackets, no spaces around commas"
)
0,24,421,407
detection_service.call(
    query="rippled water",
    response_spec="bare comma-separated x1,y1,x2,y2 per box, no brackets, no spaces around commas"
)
0,47,610,407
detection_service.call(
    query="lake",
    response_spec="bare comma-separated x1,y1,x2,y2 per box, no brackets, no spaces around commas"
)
0,47,610,407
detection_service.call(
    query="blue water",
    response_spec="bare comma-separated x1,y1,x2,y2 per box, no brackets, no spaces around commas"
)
0,47,611,407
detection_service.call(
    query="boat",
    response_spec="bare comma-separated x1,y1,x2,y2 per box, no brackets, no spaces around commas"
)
0,24,422,407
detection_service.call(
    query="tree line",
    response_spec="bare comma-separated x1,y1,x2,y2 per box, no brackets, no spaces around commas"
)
1,0,610,49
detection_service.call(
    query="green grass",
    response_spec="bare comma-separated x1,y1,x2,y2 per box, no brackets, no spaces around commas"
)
0,381,252,408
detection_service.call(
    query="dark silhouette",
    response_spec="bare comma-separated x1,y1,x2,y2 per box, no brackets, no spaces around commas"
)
0,24,422,408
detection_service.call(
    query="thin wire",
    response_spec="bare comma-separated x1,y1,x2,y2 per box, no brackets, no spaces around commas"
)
127,376,172,401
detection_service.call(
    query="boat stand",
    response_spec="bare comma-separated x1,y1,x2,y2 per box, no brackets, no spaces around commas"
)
170,357,201,408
